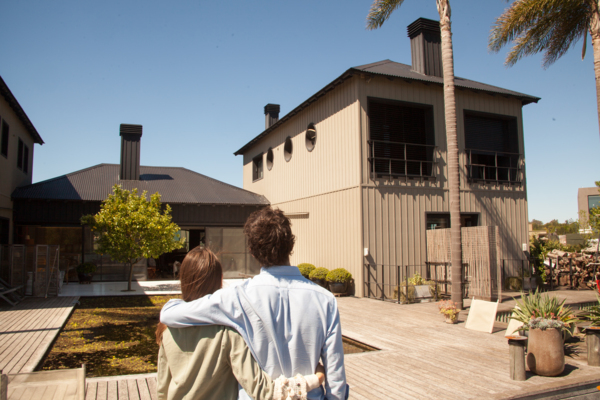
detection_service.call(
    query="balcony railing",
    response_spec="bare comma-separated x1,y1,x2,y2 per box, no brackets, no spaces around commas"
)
368,140,437,180
466,149,522,184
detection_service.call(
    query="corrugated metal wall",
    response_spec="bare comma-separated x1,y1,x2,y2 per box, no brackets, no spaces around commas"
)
359,76,529,282
242,79,361,205
275,186,363,294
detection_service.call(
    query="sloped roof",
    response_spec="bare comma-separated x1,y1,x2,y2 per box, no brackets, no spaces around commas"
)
0,75,44,145
12,164,269,205
234,60,540,156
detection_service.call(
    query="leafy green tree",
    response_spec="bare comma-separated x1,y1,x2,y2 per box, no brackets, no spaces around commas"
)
489,0,600,139
81,185,185,291
367,0,464,308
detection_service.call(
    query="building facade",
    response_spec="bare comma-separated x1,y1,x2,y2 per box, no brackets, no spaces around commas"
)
0,76,44,245
578,186,600,232
11,124,268,281
235,19,539,297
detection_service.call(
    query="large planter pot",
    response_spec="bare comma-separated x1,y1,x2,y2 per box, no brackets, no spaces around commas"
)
329,282,348,294
310,278,328,289
78,273,93,284
526,328,565,376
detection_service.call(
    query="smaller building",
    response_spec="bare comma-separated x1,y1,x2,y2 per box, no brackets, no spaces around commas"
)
12,124,269,281
0,75,44,244
578,186,600,233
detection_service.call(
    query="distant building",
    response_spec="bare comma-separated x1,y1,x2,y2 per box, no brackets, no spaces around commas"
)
11,124,268,281
0,75,44,245
578,186,599,233
235,18,539,297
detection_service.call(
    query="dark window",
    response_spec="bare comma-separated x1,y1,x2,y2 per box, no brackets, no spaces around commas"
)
266,148,274,171
464,111,520,183
284,137,293,162
17,138,23,170
368,98,435,178
23,145,29,173
0,218,9,244
589,195,600,211
426,213,479,230
252,154,263,181
305,123,317,152
1,119,8,157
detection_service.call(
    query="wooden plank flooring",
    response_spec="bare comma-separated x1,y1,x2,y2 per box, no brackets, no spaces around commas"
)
0,296,79,374
8,295,599,399
85,374,157,400
337,297,600,399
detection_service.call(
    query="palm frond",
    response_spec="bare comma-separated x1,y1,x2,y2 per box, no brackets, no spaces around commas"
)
489,0,591,68
366,0,406,30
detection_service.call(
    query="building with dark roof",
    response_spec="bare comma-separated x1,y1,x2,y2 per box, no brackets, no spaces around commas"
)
12,124,268,281
234,18,539,298
0,75,44,245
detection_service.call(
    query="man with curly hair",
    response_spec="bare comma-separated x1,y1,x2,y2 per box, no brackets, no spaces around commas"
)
161,206,347,400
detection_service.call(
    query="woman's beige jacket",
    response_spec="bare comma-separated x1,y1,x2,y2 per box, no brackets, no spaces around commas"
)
157,325,274,400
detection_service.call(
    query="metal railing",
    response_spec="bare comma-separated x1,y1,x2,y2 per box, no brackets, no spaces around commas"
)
368,140,437,180
363,263,470,303
466,149,522,184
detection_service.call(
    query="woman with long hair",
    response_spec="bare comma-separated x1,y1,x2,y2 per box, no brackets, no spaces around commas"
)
156,247,323,400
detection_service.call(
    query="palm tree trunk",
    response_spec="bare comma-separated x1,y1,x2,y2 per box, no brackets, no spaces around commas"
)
591,3,600,142
437,0,463,309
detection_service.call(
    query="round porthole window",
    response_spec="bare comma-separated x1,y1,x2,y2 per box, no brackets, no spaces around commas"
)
266,148,274,170
284,137,293,162
305,123,316,152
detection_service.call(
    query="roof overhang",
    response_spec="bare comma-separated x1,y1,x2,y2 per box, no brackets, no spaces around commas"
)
234,61,540,156
0,75,44,145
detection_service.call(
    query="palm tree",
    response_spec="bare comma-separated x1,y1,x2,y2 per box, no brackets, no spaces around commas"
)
367,0,464,308
489,0,600,140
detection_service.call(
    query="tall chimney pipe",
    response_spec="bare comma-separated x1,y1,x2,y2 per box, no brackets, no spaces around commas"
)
264,104,280,129
407,18,443,78
119,124,142,180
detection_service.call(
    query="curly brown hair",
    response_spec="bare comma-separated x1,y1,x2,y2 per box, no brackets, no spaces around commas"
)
244,206,295,267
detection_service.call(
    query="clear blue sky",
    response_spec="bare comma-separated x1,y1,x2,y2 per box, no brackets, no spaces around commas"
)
1,0,598,224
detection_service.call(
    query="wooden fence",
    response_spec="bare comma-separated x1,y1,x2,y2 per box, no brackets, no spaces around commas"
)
426,226,517,301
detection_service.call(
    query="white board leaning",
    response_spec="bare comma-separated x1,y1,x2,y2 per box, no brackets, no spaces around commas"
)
465,298,499,334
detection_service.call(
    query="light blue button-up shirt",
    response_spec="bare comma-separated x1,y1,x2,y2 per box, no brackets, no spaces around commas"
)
160,266,347,400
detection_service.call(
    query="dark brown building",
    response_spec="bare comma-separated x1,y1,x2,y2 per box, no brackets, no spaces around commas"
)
12,124,268,281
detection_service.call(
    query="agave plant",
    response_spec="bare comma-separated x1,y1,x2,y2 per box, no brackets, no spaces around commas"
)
579,296,600,327
511,289,578,332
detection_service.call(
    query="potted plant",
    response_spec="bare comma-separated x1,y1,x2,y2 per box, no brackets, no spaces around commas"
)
395,273,440,303
511,289,578,376
309,267,329,288
326,268,352,294
77,262,96,284
298,263,316,279
438,300,460,324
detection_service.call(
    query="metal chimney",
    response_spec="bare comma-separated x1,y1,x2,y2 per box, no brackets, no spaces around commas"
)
407,18,443,78
264,104,280,129
119,124,142,180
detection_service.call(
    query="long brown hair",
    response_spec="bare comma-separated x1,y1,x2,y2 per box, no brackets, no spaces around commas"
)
156,247,223,345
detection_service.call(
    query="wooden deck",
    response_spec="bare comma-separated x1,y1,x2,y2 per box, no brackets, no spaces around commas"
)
85,374,157,400
0,296,79,374
337,297,600,399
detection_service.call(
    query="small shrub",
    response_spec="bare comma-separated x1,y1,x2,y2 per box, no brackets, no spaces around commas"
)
326,268,352,283
297,263,316,279
527,317,564,331
505,276,522,291
511,289,578,332
438,300,460,322
580,296,600,327
77,262,97,274
309,267,329,281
